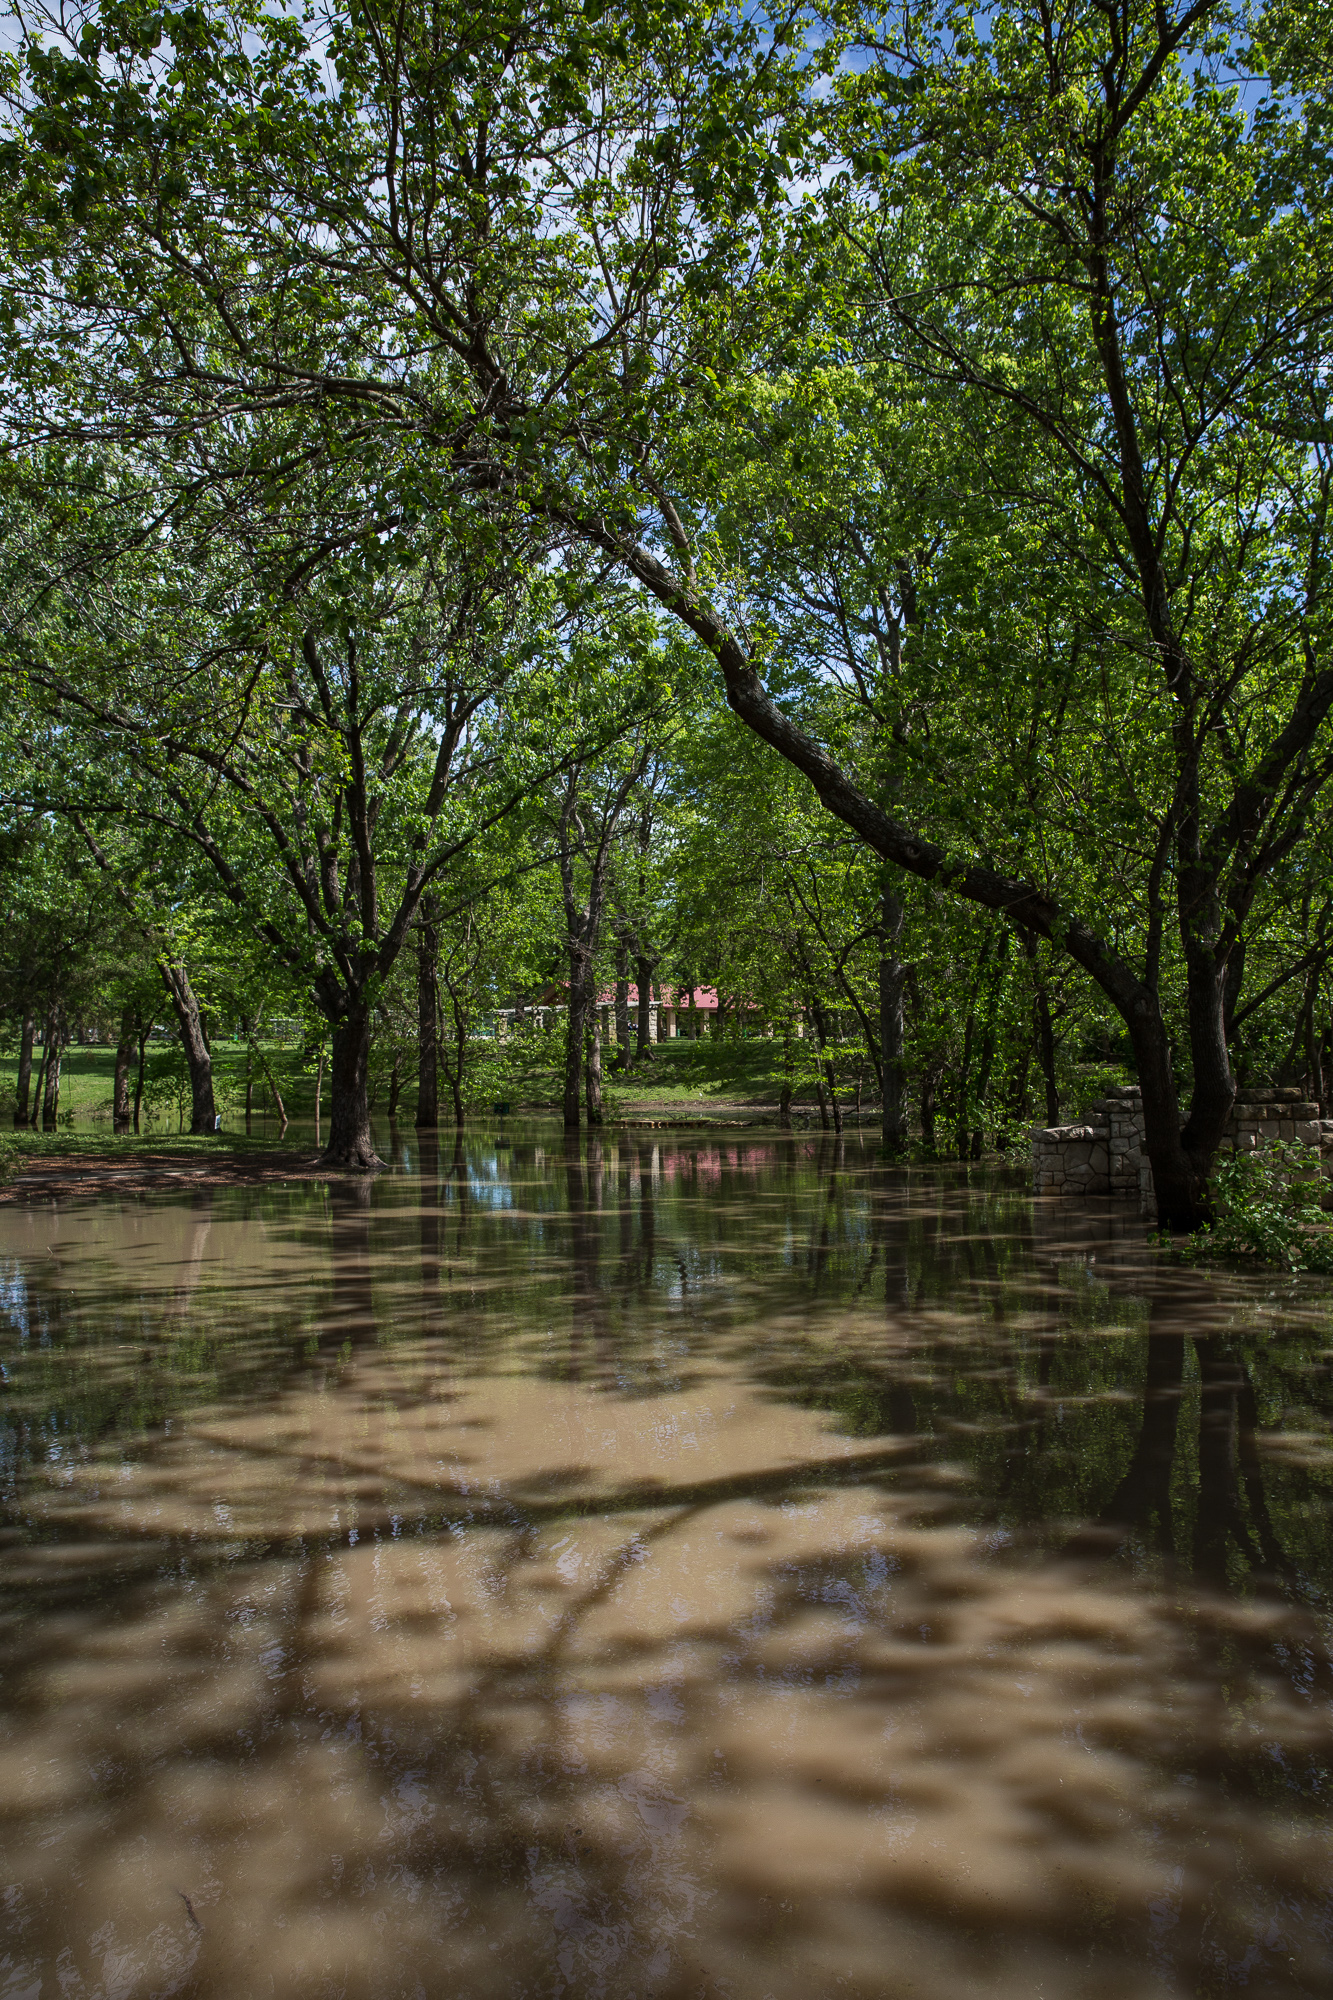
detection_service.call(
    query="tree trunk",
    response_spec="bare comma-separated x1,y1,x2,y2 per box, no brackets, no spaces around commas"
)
586,1019,604,1125
825,1059,843,1133
969,955,1005,1160
314,1047,325,1144
565,950,591,1129
134,1022,148,1133
28,1012,54,1129
614,937,632,1056
158,962,217,1134
113,1006,135,1133
416,897,440,1128
879,888,908,1154
387,1049,402,1122
635,956,656,1063
1131,1008,1203,1230
13,1011,33,1128
438,975,469,1129
254,1043,287,1132
920,1063,940,1152
779,1081,793,1128
322,1000,378,1169
1034,984,1059,1125
41,1018,64,1129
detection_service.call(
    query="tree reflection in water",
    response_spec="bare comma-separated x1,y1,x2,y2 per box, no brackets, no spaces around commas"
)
0,1131,1330,1998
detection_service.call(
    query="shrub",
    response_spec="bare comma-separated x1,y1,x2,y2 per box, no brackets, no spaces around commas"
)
1183,1140,1333,1273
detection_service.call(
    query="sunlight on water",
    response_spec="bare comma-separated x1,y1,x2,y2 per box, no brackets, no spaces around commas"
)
0,1129,1331,1997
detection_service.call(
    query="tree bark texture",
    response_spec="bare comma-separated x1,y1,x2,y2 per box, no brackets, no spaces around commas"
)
40,1018,64,1130
879,889,907,1154
322,1001,378,1169
113,1006,135,1133
564,948,592,1129
415,897,440,1128
13,1012,33,1128
158,962,217,1134
633,961,654,1060
614,935,632,1054
586,1020,604,1126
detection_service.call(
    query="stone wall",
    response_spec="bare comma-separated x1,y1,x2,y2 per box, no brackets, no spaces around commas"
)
1032,1086,1333,1211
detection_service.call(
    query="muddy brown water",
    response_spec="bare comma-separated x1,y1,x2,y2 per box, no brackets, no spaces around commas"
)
1,1128,1331,1999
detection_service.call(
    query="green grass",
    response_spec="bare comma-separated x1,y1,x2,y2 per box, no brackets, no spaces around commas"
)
605,1037,798,1106
0,1040,324,1132
0,1029,830,1135
484,1030,855,1120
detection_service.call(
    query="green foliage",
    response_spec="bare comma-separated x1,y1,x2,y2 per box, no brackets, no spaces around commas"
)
1179,1144,1333,1274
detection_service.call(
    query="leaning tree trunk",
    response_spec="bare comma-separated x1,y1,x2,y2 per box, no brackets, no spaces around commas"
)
158,962,217,1134
13,1011,33,1128
113,1006,135,1133
879,890,908,1155
323,1000,378,1170
415,897,440,1128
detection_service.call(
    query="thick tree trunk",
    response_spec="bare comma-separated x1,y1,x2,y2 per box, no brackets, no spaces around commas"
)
322,1001,379,1170
158,962,217,1134
879,889,908,1155
113,1006,135,1133
586,1019,604,1125
1179,952,1236,1179
13,1011,33,1128
1130,1008,1203,1230
416,898,440,1128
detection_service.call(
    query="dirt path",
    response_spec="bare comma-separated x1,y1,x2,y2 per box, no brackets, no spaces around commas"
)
0,1148,330,1204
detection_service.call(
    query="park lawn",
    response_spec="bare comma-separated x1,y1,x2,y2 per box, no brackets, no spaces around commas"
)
0,1032,819,1133
603,1038,798,1108
0,1041,322,1131
478,1033,805,1117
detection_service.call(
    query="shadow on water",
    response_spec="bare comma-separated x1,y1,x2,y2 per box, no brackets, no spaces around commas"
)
0,1129,1331,1996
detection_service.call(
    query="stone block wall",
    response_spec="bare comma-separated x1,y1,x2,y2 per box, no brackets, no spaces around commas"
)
1032,1086,1333,1211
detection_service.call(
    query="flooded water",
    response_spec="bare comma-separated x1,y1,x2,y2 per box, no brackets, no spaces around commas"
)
1,1128,1332,1999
